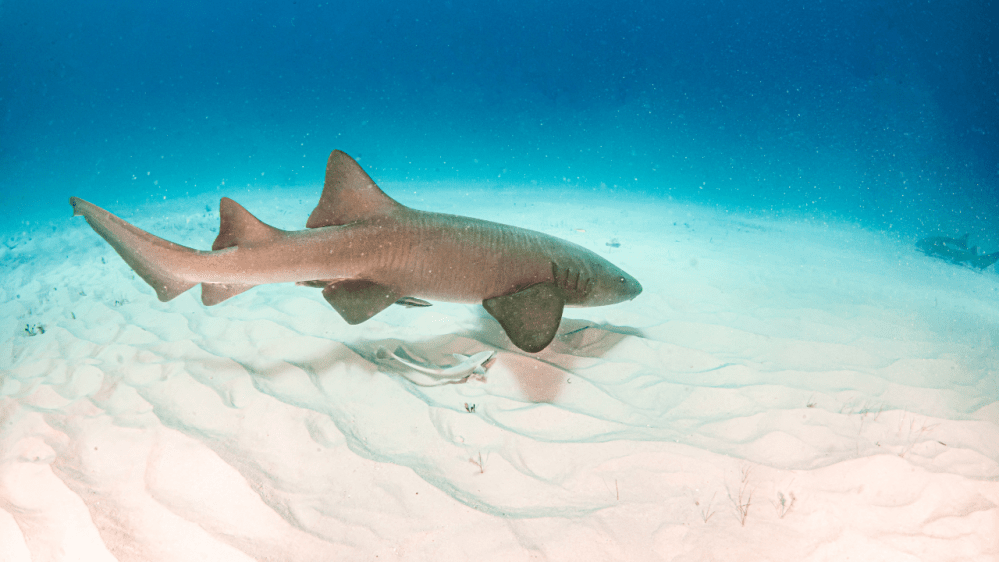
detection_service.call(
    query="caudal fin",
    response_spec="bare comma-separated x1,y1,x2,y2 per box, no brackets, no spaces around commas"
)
972,251,999,270
70,197,199,301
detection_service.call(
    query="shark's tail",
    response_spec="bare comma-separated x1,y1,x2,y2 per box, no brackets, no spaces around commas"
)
70,197,200,301
972,251,999,270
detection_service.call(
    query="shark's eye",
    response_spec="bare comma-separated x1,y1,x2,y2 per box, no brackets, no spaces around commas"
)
618,277,626,283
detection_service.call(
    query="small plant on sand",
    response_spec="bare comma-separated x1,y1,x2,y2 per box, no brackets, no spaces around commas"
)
855,401,885,440
859,402,884,421
24,323,45,336
897,413,937,458
469,451,485,474
727,466,754,526
772,490,796,519
695,492,717,523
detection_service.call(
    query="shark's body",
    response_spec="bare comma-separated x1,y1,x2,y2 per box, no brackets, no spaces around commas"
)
71,150,641,352
916,233,999,270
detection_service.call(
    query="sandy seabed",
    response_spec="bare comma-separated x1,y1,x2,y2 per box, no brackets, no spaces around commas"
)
1,183,997,561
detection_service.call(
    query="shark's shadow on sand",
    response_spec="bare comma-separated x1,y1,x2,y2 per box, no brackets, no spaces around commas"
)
346,316,646,403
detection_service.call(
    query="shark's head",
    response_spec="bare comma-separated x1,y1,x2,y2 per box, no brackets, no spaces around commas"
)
592,264,643,305
556,255,642,307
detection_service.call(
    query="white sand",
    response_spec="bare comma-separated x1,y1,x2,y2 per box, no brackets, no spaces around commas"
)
1,185,997,561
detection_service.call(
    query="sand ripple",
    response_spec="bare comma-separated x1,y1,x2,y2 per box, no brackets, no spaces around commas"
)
2,198,998,560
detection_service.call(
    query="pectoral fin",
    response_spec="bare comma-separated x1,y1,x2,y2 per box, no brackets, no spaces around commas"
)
322,280,400,324
483,282,565,353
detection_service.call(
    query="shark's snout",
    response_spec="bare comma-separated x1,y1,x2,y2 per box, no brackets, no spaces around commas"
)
588,268,642,305
623,273,642,301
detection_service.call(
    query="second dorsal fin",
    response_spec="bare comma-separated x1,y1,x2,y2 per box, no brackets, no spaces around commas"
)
306,150,404,228
213,197,284,250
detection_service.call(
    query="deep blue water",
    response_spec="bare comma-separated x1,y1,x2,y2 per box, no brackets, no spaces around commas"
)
1,0,996,244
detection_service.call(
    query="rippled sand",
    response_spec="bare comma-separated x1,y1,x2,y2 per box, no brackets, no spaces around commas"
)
2,186,997,561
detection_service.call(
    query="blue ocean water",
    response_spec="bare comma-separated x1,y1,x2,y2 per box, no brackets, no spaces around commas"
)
5,4,999,555
1,0,996,243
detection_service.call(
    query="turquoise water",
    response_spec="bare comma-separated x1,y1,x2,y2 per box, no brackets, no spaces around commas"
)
2,4,999,557
1,0,996,245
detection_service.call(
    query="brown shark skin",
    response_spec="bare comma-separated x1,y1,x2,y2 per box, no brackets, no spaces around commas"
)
70,150,642,352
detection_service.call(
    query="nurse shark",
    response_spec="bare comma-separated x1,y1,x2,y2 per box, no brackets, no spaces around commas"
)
70,150,642,352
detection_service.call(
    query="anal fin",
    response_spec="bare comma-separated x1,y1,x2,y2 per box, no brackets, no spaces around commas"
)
322,280,400,324
483,282,565,353
202,283,256,306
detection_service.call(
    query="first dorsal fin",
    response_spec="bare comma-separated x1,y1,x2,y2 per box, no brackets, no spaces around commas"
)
306,150,404,229
213,197,284,250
